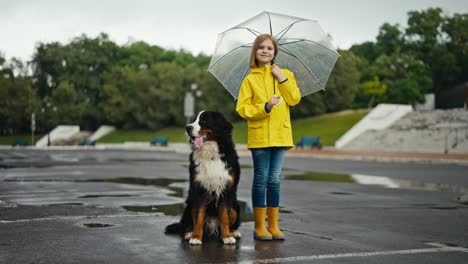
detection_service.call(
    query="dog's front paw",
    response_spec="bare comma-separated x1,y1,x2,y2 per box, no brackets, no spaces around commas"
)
189,238,202,245
231,230,241,239
222,236,236,244
184,232,193,240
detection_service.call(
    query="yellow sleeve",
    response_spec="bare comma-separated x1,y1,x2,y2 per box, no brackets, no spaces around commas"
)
278,70,301,106
236,77,270,121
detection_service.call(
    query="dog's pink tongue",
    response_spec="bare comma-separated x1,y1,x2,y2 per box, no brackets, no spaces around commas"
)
194,136,204,149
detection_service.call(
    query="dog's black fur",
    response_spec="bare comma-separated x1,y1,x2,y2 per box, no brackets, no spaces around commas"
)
165,111,241,244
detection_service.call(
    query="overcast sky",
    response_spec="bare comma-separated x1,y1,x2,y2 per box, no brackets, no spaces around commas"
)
1,0,467,61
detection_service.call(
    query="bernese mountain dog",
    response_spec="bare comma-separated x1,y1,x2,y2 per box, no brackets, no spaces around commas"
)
165,110,241,245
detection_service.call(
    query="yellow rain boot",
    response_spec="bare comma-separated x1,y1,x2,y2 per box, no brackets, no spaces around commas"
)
253,207,272,240
267,207,285,240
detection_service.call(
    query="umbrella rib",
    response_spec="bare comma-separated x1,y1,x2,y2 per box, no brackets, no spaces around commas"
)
208,45,251,70
275,19,308,41
226,26,262,37
267,12,273,35
277,46,298,58
279,45,325,88
280,38,341,56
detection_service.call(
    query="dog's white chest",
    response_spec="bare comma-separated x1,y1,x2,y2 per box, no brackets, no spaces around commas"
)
193,142,231,198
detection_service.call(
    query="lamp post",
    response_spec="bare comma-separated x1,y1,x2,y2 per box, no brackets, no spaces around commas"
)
41,102,57,146
184,82,202,124
31,113,36,146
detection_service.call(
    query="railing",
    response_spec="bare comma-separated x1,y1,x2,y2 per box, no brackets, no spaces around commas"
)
445,126,468,154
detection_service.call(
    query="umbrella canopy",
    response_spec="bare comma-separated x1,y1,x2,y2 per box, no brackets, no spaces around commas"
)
208,11,340,99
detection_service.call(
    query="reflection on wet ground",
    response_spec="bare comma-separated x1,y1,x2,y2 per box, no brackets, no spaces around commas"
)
83,223,115,228
81,177,256,220
121,201,255,221
123,204,185,215
0,150,186,168
285,170,468,207
329,192,353,195
48,203,84,206
79,194,136,198
285,171,468,194
4,176,257,221
87,177,186,198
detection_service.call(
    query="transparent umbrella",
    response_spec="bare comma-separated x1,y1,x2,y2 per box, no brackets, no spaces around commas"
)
208,11,340,99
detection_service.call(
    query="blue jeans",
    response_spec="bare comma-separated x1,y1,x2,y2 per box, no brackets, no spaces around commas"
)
251,147,286,208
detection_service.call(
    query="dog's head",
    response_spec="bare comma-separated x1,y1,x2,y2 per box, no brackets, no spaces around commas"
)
185,110,233,149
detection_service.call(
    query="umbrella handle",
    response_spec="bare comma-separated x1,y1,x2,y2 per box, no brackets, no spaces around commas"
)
274,95,283,106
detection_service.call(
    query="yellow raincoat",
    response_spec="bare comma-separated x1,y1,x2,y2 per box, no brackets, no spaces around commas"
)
236,65,301,149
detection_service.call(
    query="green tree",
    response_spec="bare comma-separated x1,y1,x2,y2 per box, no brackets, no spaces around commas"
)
349,41,379,63
99,62,186,129
49,81,86,125
31,42,66,98
404,7,460,94
442,13,468,84
406,8,444,50
376,23,404,55
373,53,432,104
360,77,387,108
322,50,361,112
119,41,164,69
0,77,39,134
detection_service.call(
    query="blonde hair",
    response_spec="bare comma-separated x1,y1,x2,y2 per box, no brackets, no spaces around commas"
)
249,34,278,68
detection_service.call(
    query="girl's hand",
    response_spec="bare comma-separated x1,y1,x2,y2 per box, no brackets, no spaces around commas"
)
271,64,286,82
267,95,281,110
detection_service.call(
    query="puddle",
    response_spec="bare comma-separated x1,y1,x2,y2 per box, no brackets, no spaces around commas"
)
109,158,183,163
411,203,438,207
121,201,255,221
79,194,136,199
83,223,114,228
457,196,468,205
0,164,16,169
330,192,353,195
182,164,253,169
86,177,186,198
279,208,293,214
47,203,83,206
286,171,468,196
284,230,333,240
429,206,458,210
286,171,355,183
123,203,185,215
396,179,468,193
49,154,79,162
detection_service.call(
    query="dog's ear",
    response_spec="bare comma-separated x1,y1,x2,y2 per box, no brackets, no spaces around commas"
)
215,112,233,135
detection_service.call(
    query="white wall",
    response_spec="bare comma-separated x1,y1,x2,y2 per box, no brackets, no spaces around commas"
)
35,125,80,147
335,104,413,149
88,125,115,141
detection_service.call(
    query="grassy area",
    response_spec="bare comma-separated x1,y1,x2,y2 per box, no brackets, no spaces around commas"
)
2,110,368,145
97,128,187,143
291,109,369,146
98,109,368,145
0,134,43,146
286,171,355,183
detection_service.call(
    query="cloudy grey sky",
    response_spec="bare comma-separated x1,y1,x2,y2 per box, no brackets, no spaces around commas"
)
1,0,467,61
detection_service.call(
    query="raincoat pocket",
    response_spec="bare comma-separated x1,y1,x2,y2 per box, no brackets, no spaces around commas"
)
249,122,264,141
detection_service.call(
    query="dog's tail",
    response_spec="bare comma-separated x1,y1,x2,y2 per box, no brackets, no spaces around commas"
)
165,222,182,234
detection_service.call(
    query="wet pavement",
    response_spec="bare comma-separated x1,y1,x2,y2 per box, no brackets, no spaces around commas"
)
1,149,468,263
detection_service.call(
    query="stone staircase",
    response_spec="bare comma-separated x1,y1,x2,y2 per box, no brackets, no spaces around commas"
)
342,109,468,154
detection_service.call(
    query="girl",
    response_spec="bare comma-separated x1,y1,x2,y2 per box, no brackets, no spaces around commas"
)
236,34,301,240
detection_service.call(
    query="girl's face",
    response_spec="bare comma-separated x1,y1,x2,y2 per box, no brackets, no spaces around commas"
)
255,39,275,67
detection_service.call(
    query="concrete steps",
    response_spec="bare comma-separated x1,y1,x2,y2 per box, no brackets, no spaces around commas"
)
341,108,468,154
